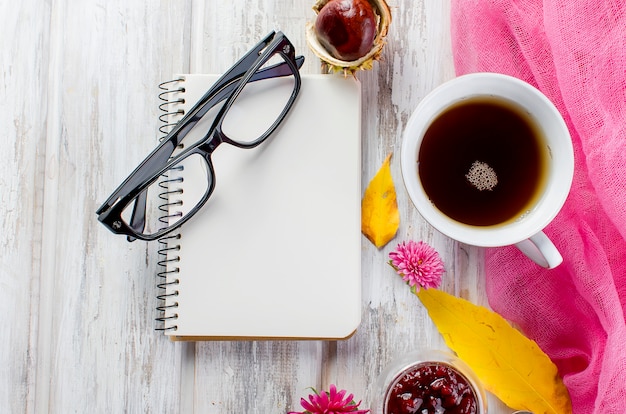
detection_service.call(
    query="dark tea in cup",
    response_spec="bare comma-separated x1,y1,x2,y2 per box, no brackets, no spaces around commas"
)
418,97,549,226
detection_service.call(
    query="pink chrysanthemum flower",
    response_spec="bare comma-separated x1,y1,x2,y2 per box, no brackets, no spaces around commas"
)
388,240,444,290
287,384,370,414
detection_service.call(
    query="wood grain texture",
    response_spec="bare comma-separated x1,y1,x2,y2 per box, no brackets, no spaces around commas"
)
0,0,510,412
1,1,51,412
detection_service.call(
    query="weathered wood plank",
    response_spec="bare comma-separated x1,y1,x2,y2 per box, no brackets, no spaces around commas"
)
1,1,52,412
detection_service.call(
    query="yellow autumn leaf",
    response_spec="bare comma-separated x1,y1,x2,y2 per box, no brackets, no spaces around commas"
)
416,288,572,414
361,153,399,248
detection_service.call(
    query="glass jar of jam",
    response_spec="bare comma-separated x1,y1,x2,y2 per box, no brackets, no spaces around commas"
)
372,350,487,414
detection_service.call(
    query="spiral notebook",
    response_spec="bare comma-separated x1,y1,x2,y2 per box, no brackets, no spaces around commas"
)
156,74,362,340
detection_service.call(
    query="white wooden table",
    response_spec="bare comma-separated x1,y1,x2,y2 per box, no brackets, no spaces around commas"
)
2,1,511,412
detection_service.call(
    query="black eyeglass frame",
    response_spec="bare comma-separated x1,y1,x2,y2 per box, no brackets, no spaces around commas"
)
96,31,303,241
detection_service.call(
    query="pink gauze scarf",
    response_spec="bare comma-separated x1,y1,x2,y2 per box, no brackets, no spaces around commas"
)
451,0,626,412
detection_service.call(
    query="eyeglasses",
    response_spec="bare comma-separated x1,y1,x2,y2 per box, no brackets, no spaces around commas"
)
96,31,304,241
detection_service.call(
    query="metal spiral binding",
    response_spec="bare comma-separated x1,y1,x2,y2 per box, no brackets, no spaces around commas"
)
158,168,184,224
157,78,185,137
155,234,181,331
154,77,185,332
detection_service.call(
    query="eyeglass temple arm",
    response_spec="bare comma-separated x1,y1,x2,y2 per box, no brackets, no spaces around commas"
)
180,30,291,125
176,30,303,131
179,54,304,132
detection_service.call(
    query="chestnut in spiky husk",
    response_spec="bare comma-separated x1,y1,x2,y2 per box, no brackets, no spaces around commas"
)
306,0,392,75
315,0,377,61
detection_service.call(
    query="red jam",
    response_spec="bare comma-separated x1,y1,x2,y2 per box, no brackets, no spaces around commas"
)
385,362,478,414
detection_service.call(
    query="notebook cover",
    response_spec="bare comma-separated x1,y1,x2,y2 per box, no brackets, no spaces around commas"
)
162,74,361,340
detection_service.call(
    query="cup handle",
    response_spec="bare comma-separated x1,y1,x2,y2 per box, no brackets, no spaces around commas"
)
514,231,563,269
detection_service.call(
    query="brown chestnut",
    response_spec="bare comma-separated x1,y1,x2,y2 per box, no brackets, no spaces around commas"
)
314,0,377,61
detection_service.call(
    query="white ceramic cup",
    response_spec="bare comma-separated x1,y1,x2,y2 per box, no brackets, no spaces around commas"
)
401,73,574,269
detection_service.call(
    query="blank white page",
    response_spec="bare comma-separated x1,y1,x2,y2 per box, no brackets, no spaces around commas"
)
162,74,361,340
